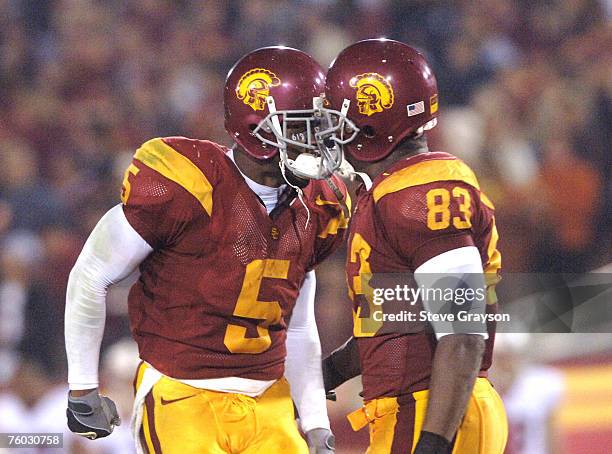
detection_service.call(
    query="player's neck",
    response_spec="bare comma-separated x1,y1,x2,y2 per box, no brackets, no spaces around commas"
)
233,146,285,188
359,136,429,180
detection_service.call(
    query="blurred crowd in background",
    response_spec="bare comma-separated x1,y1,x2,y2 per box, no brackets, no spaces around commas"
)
0,0,610,452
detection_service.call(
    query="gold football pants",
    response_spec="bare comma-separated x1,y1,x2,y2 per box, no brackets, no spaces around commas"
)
348,377,508,454
135,364,308,454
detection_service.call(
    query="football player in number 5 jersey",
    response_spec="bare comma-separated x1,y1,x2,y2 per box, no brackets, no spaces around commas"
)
314,40,508,454
64,47,347,453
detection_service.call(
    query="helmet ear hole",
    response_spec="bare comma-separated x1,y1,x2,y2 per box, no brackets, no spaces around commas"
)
248,124,257,131
362,125,376,138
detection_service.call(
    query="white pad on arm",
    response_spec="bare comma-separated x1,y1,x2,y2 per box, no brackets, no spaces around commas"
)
65,205,153,389
284,270,330,432
414,246,488,340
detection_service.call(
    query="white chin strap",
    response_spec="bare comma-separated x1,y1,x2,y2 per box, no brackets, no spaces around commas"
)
291,154,325,180
415,118,438,136
278,159,310,229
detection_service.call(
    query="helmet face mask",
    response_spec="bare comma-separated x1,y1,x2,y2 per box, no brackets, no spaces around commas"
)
251,97,320,153
281,97,362,180
224,46,328,167
316,98,361,149
251,95,359,180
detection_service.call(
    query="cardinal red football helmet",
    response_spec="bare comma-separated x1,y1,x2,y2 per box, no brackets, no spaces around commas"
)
323,39,439,163
224,46,327,164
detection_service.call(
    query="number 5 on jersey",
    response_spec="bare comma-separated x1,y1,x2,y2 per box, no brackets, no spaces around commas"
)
224,259,290,354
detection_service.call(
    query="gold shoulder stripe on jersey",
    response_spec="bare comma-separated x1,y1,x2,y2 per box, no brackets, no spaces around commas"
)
373,158,480,203
480,192,495,210
134,138,213,216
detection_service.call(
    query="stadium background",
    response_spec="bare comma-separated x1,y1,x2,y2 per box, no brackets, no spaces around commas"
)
0,0,610,452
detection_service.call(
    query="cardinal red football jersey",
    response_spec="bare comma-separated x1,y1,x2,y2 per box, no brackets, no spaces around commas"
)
346,151,501,400
120,137,348,381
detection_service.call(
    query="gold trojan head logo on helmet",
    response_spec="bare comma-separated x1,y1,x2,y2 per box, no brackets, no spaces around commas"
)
235,68,282,111
349,73,395,116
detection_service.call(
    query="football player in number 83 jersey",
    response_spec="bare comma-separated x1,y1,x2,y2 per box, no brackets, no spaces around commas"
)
311,39,508,454
65,47,347,453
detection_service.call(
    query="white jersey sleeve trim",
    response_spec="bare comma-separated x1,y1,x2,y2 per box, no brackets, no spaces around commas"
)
415,246,484,274
414,246,489,340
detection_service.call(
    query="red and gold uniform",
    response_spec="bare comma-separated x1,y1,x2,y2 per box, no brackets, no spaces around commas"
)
121,137,348,453
345,152,507,453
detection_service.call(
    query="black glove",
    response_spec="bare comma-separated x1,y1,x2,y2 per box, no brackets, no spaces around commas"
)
322,337,361,399
305,428,335,453
413,431,452,454
67,390,121,440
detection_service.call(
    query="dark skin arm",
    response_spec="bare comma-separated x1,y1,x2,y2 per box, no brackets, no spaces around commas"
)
422,334,485,441
322,337,361,392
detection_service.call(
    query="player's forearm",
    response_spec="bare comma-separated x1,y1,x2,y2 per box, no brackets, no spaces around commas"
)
322,336,361,392
286,326,330,431
65,254,111,389
65,205,152,389
285,271,330,432
422,334,485,441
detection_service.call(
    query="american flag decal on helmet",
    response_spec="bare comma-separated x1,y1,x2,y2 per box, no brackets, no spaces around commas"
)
407,101,424,116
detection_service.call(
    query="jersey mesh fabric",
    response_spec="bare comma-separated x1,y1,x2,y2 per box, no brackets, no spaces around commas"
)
348,152,500,399
122,137,348,380
231,192,269,266
139,178,170,199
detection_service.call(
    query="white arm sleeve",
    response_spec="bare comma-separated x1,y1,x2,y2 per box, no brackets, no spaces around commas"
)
65,204,153,389
284,270,330,432
414,246,488,340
